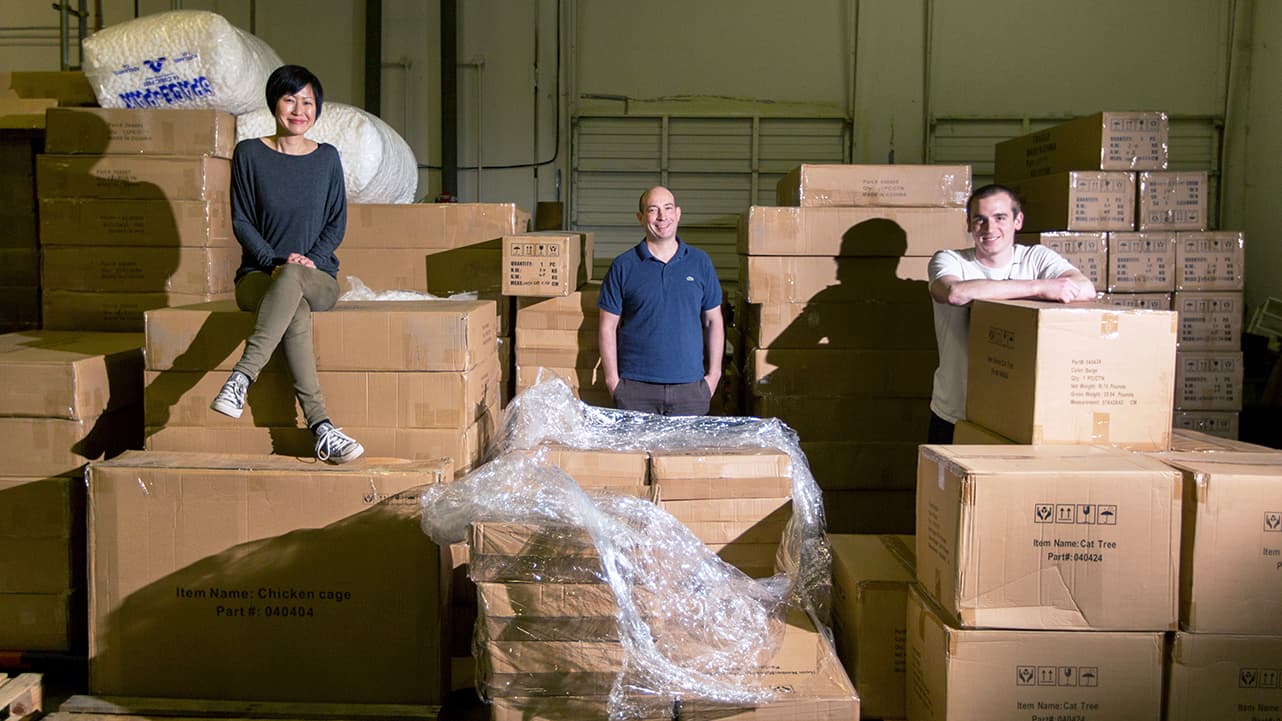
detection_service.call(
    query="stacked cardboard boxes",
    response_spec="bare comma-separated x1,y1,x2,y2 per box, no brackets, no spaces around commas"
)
36,108,239,331
142,299,500,473
741,164,971,532
0,330,144,652
1173,231,1246,432
513,285,610,406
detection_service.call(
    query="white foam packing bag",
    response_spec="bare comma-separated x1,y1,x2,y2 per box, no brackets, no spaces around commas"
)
82,10,283,115
236,102,418,204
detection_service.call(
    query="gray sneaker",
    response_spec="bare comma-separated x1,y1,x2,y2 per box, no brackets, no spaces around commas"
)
315,425,364,464
210,371,249,418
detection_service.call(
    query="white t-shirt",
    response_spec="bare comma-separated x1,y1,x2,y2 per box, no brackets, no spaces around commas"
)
928,244,1078,423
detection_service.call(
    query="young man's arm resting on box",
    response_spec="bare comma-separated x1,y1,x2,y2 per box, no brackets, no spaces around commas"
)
929,270,1095,306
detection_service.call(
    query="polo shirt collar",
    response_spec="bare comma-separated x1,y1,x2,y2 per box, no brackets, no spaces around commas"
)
635,237,689,262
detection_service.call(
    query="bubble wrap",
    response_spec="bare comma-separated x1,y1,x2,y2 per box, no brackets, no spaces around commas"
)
237,101,417,204
420,376,832,720
338,276,476,301
82,10,283,115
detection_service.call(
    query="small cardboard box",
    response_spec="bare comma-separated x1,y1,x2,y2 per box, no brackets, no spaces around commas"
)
1173,409,1239,439
1167,427,1276,453
425,245,502,295
906,586,1165,721
742,297,935,350
515,286,600,330
747,348,936,398
1166,632,1282,721
741,254,930,304
40,198,233,247
42,246,239,294
1009,171,1136,232
342,202,523,249
37,155,231,202
1095,291,1171,310
1016,231,1108,288
0,71,97,106
43,290,233,333
88,451,452,703
476,581,634,642
739,205,967,256
1158,452,1282,633
966,299,1177,449
994,111,1168,181
1106,231,1176,292
0,330,143,419
915,444,1181,630
1137,170,1208,231
1175,350,1243,411
1173,291,1243,350
501,231,585,297
44,108,237,158
829,534,914,720
650,448,791,500
776,163,971,208
529,443,648,488
658,497,791,544
514,326,598,351
1175,231,1245,291
5,405,143,477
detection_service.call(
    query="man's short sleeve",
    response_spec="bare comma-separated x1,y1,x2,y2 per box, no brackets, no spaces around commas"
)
929,249,966,282
700,253,722,311
1024,245,1079,279
598,258,624,315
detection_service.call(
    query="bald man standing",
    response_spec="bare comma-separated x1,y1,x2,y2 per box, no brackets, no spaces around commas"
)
598,186,724,415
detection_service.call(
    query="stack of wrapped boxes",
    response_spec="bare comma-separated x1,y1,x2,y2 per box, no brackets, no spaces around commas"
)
738,164,971,532
997,112,1247,438
37,108,238,330
0,331,143,655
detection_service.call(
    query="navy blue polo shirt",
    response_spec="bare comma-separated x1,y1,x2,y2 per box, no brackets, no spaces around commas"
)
598,238,722,384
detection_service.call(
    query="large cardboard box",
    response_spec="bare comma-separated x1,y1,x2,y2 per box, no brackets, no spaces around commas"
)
966,299,1177,449
39,198,233,247
747,348,936,398
1176,350,1243,411
1166,632,1282,721
501,231,586,297
342,202,523,249
1009,171,1136,232
1105,231,1175,292
7,404,142,476
43,290,232,333
1173,291,1243,350
994,111,1168,181
741,255,929,304
88,451,452,703
1175,231,1245,291
425,245,502,295
1167,427,1276,453
830,534,914,720
905,586,1164,721
739,205,967,256
1157,452,1282,634
1173,409,1239,439
44,108,236,158
1095,291,1171,311
36,155,231,202
1016,232,1108,287
916,444,1181,630
0,330,143,419
42,246,239,294
742,297,935,350
650,448,791,500
776,163,970,208
1137,170,1208,231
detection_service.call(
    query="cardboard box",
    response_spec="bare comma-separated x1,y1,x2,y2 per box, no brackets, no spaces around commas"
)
501,231,586,297
1173,291,1243,350
776,164,971,208
1137,170,1208,231
43,290,232,332
1016,231,1108,288
39,198,233,247
1009,171,1136,232
342,202,523,249
1095,291,1171,311
659,497,791,544
0,246,38,286
5,404,142,476
515,287,600,330
905,586,1165,721
468,521,606,584
747,348,936,398
88,451,451,703
0,590,81,651
994,111,1168,181
750,395,931,443
951,419,1015,444
44,108,236,158
966,299,1177,449
425,244,502,295
1176,350,1243,411
800,441,920,492
514,364,603,395
0,536,74,593
1176,231,1245,291
1157,452,1282,633
739,205,967,256
36,155,231,202
741,255,930,303
476,581,636,642
0,330,143,420
823,490,915,535
515,326,599,351
525,443,648,488
0,285,40,331
915,444,1181,630
1173,409,1239,439
829,534,914,720
1105,231,1175,292
513,347,598,370
42,246,239,294
650,448,791,500
145,300,497,373
0,97,57,129
1167,427,1276,453
0,71,96,106
1166,632,1282,721
742,297,935,350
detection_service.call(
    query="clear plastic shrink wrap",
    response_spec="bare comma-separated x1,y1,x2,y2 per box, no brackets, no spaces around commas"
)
82,10,284,115
237,101,418,204
419,376,833,720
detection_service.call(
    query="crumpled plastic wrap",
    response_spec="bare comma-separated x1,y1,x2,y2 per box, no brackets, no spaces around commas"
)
82,10,283,115
237,101,417,204
338,276,477,302
419,376,832,720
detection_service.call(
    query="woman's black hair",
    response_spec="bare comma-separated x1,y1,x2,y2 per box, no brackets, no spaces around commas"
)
265,64,324,119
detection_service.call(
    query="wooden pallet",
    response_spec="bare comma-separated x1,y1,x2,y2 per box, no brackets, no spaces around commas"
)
0,674,41,721
49,696,439,721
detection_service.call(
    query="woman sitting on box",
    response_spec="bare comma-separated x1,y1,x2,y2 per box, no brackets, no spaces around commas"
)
209,64,363,464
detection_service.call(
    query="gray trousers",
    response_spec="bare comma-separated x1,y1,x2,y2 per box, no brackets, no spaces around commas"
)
232,264,339,427
612,378,711,416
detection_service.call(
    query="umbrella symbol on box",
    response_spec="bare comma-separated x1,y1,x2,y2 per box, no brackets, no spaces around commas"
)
1099,506,1117,525
1079,667,1098,687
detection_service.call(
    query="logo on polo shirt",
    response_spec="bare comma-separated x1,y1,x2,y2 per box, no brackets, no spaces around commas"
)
686,276,694,281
